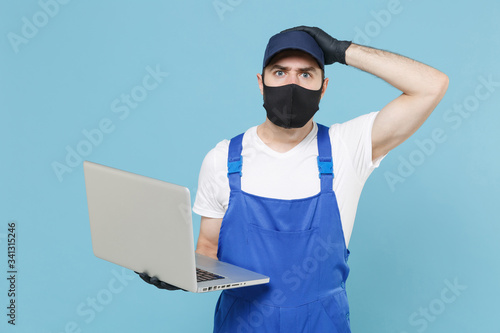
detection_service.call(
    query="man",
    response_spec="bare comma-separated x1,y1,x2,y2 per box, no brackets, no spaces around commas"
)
140,26,448,332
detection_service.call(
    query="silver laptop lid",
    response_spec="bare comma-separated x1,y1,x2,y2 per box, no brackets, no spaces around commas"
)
84,161,198,292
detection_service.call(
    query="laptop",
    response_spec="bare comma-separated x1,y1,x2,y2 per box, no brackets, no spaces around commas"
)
83,161,269,293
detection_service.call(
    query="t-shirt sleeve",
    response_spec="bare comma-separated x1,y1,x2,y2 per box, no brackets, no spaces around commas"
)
332,111,387,183
192,141,229,219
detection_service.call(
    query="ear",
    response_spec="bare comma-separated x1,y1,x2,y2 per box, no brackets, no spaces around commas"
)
320,77,329,99
257,73,264,96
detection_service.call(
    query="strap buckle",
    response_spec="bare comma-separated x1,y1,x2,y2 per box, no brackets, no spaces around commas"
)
317,156,333,178
227,157,242,177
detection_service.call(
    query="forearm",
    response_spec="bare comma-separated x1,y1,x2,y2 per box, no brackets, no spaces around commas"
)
195,216,222,260
345,43,448,97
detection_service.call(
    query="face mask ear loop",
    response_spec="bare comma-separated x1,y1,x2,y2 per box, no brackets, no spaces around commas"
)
318,77,325,96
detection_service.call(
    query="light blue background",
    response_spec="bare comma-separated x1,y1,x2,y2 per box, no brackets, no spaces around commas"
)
1,0,499,332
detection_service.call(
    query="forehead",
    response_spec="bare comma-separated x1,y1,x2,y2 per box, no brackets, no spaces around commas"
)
266,49,321,70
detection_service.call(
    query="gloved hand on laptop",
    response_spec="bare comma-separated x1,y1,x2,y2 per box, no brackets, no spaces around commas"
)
134,271,186,291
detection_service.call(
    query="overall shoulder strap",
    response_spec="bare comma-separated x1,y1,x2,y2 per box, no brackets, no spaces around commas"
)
227,133,244,191
316,123,334,192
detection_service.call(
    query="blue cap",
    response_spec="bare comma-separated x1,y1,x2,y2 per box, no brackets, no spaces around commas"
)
263,30,324,69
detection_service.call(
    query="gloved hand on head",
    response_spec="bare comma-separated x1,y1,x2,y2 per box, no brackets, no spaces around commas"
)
281,26,352,65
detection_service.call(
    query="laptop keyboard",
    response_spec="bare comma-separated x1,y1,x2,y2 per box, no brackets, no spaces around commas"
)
196,268,225,282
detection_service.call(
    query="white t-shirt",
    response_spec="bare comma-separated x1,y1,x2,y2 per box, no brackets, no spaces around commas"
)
193,111,386,248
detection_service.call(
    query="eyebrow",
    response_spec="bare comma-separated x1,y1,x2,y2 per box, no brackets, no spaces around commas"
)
269,64,318,73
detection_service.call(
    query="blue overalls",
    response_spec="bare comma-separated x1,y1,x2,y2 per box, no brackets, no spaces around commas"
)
214,124,351,333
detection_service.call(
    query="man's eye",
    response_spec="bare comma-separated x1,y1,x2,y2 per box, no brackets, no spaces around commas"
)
275,70,285,76
301,73,311,78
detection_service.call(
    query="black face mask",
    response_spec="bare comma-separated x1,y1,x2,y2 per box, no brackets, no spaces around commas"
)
263,78,324,129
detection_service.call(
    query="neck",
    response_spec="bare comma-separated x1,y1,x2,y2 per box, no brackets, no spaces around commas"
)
257,118,314,153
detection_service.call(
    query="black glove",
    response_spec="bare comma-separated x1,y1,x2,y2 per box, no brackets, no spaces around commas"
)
281,26,352,65
134,271,185,291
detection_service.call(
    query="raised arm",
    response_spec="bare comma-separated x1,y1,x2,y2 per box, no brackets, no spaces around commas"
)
283,26,449,161
345,44,449,161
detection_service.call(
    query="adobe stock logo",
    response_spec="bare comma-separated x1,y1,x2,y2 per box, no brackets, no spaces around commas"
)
7,0,72,54
51,65,168,182
213,0,243,21
400,278,467,333
385,75,499,192
55,268,136,333
352,0,413,45
234,234,341,332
